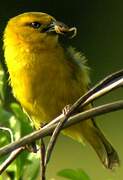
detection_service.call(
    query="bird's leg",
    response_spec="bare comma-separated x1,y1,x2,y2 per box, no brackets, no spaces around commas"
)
45,104,71,166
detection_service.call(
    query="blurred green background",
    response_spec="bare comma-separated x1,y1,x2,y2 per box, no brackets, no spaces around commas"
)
0,0,123,180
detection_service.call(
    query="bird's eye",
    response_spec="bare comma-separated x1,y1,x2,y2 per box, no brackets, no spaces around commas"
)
30,22,41,29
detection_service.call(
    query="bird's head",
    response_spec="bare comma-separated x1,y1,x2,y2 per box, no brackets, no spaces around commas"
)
4,12,77,49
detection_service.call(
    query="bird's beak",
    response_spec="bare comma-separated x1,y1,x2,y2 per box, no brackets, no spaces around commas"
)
44,20,77,39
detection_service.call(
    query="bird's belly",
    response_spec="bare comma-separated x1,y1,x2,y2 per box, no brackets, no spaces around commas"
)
29,75,82,127
12,64,84,128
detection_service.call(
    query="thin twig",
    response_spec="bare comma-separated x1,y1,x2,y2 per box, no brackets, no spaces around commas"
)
43,69,123,129
0,127,14,143
44,70,123,165
0,100,123,158
40,139,46,180
0,126,20,174
0,69,123,175
0,147,24,174
81,74,123,107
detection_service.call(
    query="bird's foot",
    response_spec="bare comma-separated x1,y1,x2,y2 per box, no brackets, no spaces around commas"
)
25,142,38,153
62,104,71,115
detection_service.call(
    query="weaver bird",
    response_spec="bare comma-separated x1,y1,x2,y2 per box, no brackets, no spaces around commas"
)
3,12,119,169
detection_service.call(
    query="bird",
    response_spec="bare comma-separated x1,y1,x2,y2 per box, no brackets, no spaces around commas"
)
3,12,119,169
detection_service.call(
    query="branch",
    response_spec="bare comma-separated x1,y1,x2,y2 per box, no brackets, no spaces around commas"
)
44,69,123,165
0,100,123,157
0,69,123,175
0,147,24,174
43,69,123,129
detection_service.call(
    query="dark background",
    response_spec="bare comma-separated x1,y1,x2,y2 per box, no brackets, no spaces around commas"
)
0,1,123,179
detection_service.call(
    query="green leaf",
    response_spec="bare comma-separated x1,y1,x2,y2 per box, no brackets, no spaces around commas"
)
0,105,12,124
58,169,79,179
57,168,91,180
22,155,40,180
10,103,33,136
16,151,30,179
76,169,91,180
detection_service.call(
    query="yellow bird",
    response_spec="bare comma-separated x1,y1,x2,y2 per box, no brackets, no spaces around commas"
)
3,12,119,168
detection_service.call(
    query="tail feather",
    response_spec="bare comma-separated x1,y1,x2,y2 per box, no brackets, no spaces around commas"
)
82,120,120,169
94,124,120,169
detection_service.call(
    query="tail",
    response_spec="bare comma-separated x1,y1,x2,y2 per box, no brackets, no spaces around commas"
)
82,120,120,169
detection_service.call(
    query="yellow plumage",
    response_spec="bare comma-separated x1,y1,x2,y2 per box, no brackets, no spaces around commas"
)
3,12,119,168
